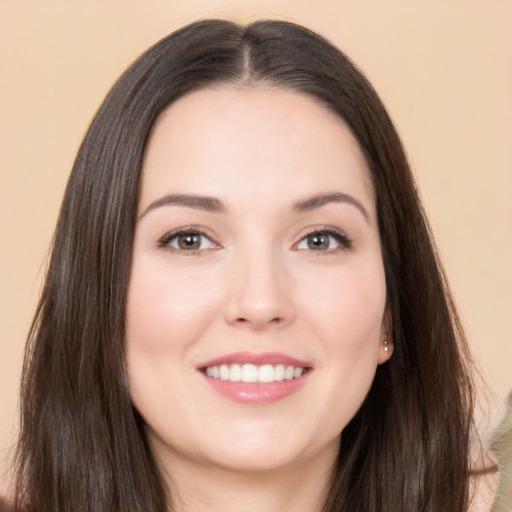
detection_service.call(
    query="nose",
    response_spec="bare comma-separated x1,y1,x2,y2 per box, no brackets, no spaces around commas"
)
225,246,295,330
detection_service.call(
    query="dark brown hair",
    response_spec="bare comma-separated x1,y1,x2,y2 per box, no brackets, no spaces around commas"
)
14,19,478,511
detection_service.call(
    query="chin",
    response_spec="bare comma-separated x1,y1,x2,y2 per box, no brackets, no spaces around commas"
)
195,449,310,476
196,424,340,475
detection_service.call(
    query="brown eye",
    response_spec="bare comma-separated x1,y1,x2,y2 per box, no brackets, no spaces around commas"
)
306,233,330,250
160,230,217,252
295,229,352,252
177,233,202,250
297,232,338,251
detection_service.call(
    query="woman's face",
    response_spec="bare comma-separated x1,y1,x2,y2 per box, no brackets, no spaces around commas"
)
126,86,390,475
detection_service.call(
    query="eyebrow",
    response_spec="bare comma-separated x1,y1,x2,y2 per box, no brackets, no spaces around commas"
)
293,192,369,221
139,191,369,221
139,194,226,219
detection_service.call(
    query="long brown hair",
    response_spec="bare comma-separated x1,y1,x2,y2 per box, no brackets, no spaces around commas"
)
14,19,477,511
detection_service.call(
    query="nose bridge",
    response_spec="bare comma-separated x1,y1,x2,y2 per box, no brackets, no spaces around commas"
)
225,234,294,329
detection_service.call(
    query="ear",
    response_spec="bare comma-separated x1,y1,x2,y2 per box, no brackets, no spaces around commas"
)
377,308,393,364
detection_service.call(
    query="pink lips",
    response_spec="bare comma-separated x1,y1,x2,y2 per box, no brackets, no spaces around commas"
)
199,351,310,368
197,351,312,405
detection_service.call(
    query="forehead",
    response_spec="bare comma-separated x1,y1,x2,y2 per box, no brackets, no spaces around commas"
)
139,85,375,215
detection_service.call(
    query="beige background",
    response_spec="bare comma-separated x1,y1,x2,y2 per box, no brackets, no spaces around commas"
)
1,0,511,492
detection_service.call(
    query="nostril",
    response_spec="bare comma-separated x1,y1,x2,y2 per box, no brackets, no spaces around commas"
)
234,316,285,327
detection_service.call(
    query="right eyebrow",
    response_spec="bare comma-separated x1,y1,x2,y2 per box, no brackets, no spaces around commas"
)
293,192,370,223
138,194,226,220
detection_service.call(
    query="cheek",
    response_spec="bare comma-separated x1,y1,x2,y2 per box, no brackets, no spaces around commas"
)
125,258,221,354
299,260,387,351
124,258,223,434
300,263,386,432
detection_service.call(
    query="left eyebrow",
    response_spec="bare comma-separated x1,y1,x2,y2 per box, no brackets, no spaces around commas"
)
138,193,226,220
292,192,370,222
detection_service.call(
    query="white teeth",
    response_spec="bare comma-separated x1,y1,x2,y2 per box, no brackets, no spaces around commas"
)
242,364,258,382
219,364,229,380
229,363,242,382
258,364,274,383
204,363,307,383
274,364,285,381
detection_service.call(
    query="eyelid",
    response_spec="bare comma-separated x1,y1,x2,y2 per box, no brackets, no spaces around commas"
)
156,224,352,254
293,225,353,252
157,225,220,253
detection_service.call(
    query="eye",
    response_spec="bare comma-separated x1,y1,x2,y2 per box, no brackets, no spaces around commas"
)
295,229,352,252
159,228,218,253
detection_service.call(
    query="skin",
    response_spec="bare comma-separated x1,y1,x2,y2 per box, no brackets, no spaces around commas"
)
126,85,392,512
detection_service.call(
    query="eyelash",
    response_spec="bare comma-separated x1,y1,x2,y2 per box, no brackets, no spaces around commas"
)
294,226,353,253
157,225,218,255
157,226,353,255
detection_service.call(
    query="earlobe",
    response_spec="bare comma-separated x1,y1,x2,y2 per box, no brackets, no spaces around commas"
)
378,335,394,364
378,307,393,364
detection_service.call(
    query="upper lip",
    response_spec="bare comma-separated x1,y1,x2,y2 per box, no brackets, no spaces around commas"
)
198,351,311,369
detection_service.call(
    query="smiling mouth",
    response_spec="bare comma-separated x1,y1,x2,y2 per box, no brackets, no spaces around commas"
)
198,353,312,404
202,363,310,383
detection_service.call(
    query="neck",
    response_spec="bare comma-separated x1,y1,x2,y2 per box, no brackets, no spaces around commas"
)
156,442,338,512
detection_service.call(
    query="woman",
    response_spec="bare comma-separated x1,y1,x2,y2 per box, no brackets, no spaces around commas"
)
12,19,488,511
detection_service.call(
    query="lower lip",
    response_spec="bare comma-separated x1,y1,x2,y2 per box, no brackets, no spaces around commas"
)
200,372,310,405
